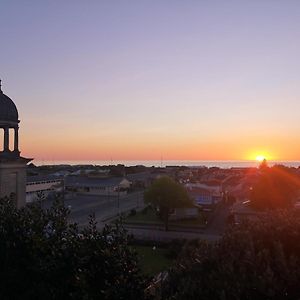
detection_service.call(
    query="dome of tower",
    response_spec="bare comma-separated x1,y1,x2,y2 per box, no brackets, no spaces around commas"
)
0,82,19,123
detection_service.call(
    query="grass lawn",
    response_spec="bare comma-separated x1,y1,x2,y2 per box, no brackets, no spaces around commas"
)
126,208,162,224
170,217,207,227
125,208,207,228
134,245,173,276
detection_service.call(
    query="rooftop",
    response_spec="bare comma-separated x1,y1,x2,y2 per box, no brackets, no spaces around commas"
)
0,81,19,123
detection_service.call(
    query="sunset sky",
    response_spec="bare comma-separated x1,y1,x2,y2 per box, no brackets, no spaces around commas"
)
1,1,300,162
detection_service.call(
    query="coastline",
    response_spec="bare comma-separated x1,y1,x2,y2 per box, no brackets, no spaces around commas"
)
31,160,300,168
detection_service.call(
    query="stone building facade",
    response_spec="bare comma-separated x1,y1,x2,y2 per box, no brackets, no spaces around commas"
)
0,80,31,208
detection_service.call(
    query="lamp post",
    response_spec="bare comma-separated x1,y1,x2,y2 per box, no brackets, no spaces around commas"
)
117,188,120,215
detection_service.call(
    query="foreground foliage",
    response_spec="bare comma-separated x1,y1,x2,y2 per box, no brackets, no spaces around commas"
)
134,245,173,276
163,211,300,300
0,197,148,300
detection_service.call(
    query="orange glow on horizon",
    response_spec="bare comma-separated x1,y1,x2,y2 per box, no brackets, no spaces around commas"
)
21,143,286,162
246,149,276,162
20,127,299,162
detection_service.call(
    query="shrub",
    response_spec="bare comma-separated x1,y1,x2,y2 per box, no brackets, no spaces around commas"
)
165,239,186,259
129,208,137,216
162,211,300,300
0,196,149,300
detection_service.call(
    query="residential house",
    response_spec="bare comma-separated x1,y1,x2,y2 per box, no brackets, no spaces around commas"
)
65,176,132,196
26,175,63,202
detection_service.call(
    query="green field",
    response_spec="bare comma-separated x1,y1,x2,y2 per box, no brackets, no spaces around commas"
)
126,208,161,224
134,245,173,276
126,208,207,228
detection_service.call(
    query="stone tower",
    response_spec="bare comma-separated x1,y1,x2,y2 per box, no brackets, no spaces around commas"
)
0,80,31,208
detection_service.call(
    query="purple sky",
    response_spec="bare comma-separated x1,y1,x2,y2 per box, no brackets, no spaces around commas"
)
1,1,300,161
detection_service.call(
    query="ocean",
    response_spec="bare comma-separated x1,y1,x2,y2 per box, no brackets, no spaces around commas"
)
32,160,300,168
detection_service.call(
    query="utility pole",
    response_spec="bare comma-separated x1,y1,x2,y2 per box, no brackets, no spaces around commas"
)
117,189,120,215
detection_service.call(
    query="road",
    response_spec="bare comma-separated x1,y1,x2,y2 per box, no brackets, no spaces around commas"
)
44,191,145,227
43,191,228,242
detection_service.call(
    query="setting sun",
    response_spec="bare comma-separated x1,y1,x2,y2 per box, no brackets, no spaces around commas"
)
256,155,266,162
246,150,274,162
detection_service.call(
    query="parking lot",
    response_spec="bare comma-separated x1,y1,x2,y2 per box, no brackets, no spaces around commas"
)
44,191,145,227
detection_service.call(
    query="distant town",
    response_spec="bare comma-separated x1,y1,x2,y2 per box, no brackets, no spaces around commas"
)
26,162,300,238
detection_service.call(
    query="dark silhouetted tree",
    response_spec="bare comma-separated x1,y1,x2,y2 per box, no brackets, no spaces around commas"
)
0,196,149,300
162,211,300,300
250,165,300,210
144,176,192,230
259,158,268,170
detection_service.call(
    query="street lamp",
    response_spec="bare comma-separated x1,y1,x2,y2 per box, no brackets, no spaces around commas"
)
117,188,120,215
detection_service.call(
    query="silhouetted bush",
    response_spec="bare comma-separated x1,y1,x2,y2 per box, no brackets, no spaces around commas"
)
165,239,186,259
162,211,300,300
0,197,149,300
129,208,137,216
141,205,150,214
251,165,300,209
